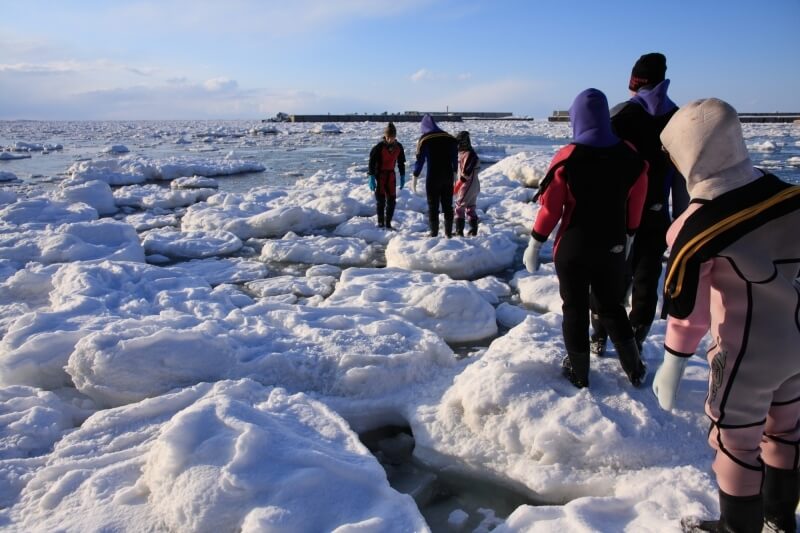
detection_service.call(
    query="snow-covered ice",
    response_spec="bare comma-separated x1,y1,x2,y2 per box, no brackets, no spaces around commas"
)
0,119,798,532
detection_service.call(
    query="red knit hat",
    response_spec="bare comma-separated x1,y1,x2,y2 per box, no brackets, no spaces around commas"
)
629,53,667,92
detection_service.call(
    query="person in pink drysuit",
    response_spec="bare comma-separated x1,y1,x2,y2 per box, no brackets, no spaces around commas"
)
652,98,800,533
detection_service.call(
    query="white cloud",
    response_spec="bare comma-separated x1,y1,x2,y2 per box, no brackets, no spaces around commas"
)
410,69,474,83
410,69,431,82
203,77,239,92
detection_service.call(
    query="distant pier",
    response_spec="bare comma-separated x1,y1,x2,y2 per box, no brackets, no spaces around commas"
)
264,111,521,123
547,110,570,122
737,113,800,123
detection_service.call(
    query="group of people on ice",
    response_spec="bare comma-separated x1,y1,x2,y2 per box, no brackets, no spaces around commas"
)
528,52,798,533
367,116,480,237
367,52,800,533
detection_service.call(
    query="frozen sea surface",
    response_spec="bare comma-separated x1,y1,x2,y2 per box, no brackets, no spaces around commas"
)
1,118,799,532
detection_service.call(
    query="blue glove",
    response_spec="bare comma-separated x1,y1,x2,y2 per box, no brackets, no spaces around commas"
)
368,175,376,191
652,352,689,410
400,175,405,190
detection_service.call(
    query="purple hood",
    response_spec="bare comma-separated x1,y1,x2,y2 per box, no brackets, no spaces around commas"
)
630,79,677,117
419,114,444,135
569,88,619,147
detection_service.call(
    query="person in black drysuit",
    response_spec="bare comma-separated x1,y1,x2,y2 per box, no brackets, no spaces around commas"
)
523,88,649,389
412,114,458,237
590,52,689,356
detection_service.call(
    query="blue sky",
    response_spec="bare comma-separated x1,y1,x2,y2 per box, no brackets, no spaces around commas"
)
1,0,798,120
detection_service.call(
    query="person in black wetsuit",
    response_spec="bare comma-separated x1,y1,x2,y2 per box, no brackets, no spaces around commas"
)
590,52,689,357
412,114,458,237
523,88,649,389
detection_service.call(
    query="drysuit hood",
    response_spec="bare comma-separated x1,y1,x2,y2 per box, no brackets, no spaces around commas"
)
660,98,759,200
420,114,443,135
630,79,677,117
569,88,619,147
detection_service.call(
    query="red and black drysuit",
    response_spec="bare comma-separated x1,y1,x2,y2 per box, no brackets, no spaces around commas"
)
368,139,406,227
533,141,648,381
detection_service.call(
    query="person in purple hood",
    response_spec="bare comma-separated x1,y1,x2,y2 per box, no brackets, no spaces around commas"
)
590,52,690,358
523,88,649,388
412,114,458,237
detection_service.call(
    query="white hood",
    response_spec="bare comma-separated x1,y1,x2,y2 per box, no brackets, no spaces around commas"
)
660,98,759,200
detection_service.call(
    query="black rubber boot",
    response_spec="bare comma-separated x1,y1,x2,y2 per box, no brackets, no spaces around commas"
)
562,353,589,389
455,218,465,237
720,490,764,533
632,323,651,353
589,313,607,357
614,338,646,388
468,217,478,236
385,198,396,230
763,466,799,533
428,212,439,237
680,491,764,533
444,212,454,238
377,212,384,228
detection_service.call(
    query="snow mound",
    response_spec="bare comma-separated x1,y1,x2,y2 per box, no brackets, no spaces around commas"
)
6,380,426,532
322,267,497,343
386,233,518,279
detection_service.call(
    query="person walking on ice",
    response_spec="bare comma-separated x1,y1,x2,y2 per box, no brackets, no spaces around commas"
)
590,52,689,357
652,98,800,533
454,130,481,237
367,122,406,230
412,114,458,237
524,88,648,389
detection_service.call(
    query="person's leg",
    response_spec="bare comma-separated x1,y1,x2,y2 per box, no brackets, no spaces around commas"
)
589,292,607,357
454,202,465,236
426,185,439,236
375,191,386,227
385,194,396,229
628,226,667,350
762,379,800,532
467,205,479,236
441,184,454,238
590,253,645,386
555,253,591,387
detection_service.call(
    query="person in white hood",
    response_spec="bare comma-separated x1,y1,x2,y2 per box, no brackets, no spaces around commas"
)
652,98,800,533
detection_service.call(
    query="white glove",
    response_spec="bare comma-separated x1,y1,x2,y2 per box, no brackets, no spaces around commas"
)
411,175,418,195
523,237,543,273
652,352,689,410
625,234,635,260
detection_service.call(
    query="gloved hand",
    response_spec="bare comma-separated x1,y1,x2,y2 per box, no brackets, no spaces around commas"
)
523,237,543,273
400,175,405,190
368,175,376,191
625,234,635,260
652,352,689,410
411,175,418,194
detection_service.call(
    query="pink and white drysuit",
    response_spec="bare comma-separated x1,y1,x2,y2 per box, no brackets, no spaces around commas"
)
661,99,800,499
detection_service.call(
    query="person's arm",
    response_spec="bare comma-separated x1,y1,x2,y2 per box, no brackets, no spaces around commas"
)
626,160,649,233
669,168,690,219
664,260,712,356
462,150,478,179
397,142,406,178
368,143,380,177
413,140,427,178
532,166,567,241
